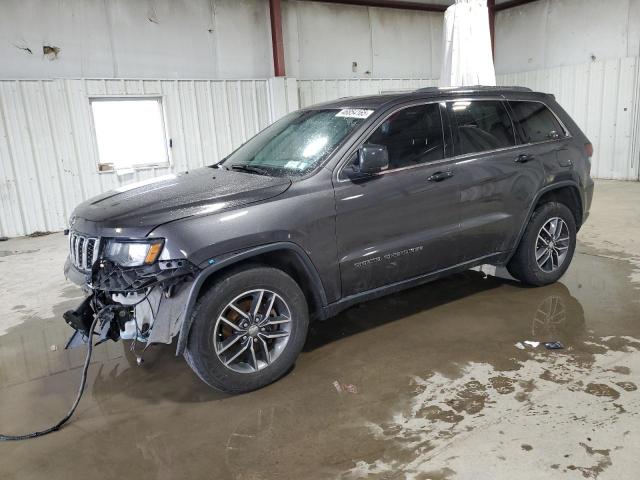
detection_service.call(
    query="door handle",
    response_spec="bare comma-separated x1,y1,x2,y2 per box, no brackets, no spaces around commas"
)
427,171,454,182
515,154,534,163
558,158,573,168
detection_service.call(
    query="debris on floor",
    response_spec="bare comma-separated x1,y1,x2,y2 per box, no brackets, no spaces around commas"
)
516,341,541,349
345,384,358,394
26,231,53,238
333,381,358,394
517,340,564,350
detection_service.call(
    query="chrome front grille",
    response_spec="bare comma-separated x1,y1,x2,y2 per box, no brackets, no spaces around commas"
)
69,232,100,272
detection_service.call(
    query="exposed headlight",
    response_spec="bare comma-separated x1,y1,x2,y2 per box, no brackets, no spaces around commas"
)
104,239,164,267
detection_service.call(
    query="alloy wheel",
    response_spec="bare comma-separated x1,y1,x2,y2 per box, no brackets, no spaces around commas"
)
214,289,292,373
535,217,570,273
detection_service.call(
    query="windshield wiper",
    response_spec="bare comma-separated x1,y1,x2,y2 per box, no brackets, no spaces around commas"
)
230,164,269,176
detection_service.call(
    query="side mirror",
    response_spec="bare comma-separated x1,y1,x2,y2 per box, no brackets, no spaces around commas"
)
356,144,389,175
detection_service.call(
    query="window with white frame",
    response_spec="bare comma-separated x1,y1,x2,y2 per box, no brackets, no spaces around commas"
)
90,97,169,172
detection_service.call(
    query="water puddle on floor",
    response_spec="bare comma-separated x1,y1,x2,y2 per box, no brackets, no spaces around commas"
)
0,250,638,480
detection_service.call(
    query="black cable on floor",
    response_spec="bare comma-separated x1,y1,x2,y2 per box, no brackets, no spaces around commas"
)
0,314,99,441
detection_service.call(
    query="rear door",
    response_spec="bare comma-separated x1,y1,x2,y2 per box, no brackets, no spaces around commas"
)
333,102,461,297
447,99,545,261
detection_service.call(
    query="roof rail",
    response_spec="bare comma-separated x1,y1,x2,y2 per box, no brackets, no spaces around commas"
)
414,85,533,93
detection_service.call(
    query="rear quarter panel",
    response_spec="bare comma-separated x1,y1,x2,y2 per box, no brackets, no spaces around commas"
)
543,97,594,218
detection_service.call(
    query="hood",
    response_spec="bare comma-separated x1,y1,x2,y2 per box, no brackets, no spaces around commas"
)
71,167,291,236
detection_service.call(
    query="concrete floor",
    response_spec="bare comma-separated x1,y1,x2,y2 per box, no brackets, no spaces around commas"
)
0,179,639,480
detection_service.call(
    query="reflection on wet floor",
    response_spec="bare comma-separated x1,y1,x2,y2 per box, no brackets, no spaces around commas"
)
0,251,639,480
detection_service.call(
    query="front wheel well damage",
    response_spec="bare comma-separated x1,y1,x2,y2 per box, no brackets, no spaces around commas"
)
195,249,326,322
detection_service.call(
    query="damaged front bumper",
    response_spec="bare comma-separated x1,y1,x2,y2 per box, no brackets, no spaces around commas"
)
63,256,200,351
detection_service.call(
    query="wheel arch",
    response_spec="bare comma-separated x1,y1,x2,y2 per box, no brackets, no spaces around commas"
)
176,242,328,356
506,181,583,264
535,184,584,230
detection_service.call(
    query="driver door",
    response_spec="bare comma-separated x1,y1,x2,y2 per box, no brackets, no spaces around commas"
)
333,102,462,297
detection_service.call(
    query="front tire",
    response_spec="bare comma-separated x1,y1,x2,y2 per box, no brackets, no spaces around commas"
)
507,201,577,286
184,266,309,393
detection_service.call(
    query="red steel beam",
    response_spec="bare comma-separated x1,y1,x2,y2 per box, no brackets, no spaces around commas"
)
487,0,495,58
298,0,538,14
495,0,539,12
269,0,286,77
296,0,447,13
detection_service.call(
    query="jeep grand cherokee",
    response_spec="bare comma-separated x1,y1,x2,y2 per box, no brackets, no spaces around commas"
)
63,86,594,393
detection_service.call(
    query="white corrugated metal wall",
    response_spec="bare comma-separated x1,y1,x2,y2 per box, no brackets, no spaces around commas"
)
0,64,638,237
298,78,438,107
497,57,640,182
0,78,298,237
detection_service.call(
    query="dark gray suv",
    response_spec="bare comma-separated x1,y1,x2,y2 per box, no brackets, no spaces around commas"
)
64,86,594,393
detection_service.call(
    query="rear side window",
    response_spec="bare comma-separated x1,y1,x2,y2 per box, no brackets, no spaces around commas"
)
508,101,566,144
448,100,516,155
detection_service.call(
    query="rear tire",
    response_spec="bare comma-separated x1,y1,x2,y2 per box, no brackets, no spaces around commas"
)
184,266,309,393
507,201,577,286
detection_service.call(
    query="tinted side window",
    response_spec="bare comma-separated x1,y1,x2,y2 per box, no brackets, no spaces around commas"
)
508,101,565,143
448,100,515,155
367,103,444,169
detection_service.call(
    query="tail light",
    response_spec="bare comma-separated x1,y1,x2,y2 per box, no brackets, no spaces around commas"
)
585,142,594,158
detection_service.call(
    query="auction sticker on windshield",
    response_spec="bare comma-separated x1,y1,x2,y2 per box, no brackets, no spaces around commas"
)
335,108,374,119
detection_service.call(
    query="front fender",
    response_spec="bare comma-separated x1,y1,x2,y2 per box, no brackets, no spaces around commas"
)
175,241,327,356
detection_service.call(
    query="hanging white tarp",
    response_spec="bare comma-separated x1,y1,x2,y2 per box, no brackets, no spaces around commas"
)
440,0,496,87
